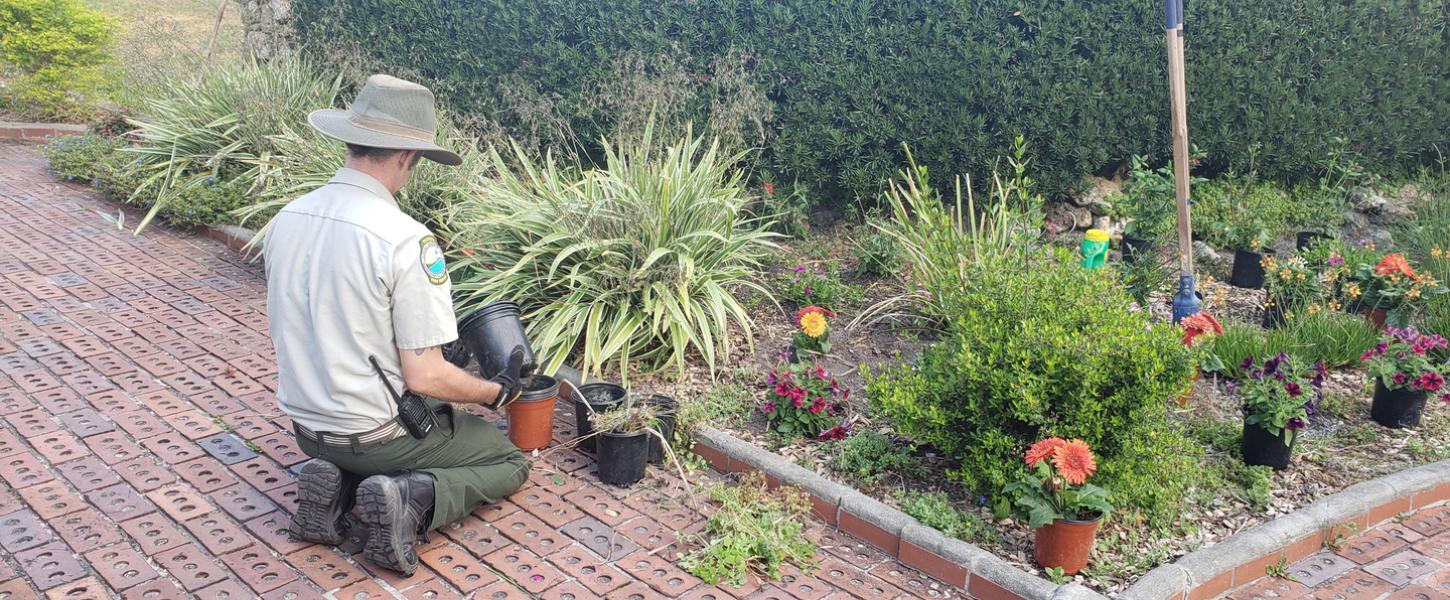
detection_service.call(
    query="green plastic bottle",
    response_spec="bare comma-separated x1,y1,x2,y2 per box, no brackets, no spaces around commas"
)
1081,229,1109,270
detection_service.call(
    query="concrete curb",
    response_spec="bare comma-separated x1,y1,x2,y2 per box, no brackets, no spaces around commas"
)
0,121,85,141
1121,459,1450,600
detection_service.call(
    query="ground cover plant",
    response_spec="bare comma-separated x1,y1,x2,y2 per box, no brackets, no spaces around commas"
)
678,472,816,587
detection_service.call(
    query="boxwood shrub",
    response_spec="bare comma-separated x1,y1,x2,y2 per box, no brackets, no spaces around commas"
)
293,0,1450,202
866,249,1197,521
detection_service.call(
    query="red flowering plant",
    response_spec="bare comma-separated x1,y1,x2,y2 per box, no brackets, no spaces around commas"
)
792,306,834,355
1229,353,1325,446
763,360,848,437
1002,438,1113,528
1181,312,1225,373
1361,327,1450,402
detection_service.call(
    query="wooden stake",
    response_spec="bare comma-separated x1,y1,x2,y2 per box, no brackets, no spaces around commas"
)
1167,26,1194,277
204,1,229,62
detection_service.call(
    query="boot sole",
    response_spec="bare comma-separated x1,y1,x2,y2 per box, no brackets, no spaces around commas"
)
288,460,348,545
357,475,419,576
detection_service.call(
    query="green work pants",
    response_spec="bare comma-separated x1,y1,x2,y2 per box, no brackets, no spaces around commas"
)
295,401,530,531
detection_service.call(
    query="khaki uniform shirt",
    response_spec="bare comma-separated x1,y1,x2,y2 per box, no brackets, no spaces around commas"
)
264,168,457,434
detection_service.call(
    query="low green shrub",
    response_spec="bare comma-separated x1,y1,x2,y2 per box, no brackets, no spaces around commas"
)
1194,179,1347,250
894,490,999,545
829,430,918,485
866,249,1196,521
42,133,121,182
679,473,816,587
777,263,857,311
0,0,116,120
443,130,778,379
852,226,901,277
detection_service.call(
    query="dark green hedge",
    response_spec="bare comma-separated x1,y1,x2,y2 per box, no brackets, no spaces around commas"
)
294,0,1450,200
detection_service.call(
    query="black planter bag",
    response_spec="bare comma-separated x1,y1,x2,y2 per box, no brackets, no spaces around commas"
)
1241,421,1294,470
1370,380,1429,429
1230,249,1270,289
597,431,649,486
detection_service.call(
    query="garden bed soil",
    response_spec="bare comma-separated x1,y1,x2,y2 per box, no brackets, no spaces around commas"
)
624,228,1450,594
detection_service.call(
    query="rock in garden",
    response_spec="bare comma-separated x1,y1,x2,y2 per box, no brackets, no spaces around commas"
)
1192,240,1220,264
1045,201,1093,232
1071,176,1120,216
1349,186,1388,214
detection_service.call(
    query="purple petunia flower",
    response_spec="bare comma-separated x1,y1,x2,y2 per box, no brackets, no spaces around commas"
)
1240,356,1256,371
1285,382,1303,397
1286,417,1307,430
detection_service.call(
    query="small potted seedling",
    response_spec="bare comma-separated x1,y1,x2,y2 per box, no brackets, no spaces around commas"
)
590,396,660,487
1004,438,1113,575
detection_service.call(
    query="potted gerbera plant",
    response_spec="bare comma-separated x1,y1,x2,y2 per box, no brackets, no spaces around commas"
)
763,361,848,437
1179,312,1225,406
1361,327,1450,428
1351,253,1448,329
791,305,834,359
1003,438,1113,575
1230,353,1324,470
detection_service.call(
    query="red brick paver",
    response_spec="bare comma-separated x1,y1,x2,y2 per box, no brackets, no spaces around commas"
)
0,141,961,598
1220,502,1450,600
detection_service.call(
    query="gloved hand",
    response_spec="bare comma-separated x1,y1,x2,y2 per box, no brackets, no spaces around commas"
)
487,347,525,408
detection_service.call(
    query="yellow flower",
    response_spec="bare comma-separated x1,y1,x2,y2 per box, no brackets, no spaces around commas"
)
800,311,828,338
1434,246,1444,259
1296,272,1306,281
1307,304,1322,315
1346,283,1362,298
1408,288,1422,299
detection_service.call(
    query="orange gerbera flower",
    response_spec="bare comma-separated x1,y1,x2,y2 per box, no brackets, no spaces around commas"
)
1051,439,1098,485
1374,253,1417,279
1024,438,1066,468
1180,312,1223,347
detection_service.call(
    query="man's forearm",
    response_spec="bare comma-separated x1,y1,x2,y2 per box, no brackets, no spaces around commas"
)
400,347,502,405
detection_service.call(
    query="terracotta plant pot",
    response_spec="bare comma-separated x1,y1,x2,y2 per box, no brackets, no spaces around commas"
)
1371,380,1428,429
1033,516,1102,575
1364,308,1388,331
1177,371,1200,407
506,375,559,451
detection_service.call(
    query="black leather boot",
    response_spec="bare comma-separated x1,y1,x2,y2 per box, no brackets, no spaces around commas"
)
356,471,435,576
288,459,359,545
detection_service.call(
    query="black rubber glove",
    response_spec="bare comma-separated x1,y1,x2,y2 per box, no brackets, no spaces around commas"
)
487,347,525,408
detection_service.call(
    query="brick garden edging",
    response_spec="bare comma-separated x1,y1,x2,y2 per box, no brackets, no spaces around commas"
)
0,121,85,141
688,426,1096,600
1121,459,1450,600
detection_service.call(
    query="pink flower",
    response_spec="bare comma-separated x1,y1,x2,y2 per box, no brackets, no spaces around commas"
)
1416,373,1444,392
761,401,776,414
1394,372,1409,386
791,395,804,409
809,396,826,414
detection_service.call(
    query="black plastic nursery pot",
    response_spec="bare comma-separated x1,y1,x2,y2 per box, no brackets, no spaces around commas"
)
1371,380,1428,429
572,383,626,453
1241,422,1295,470
458,301,537,379
1261,303,1287,329
645,394,679,464
596,430,649,487
1296,231,1331,251
1121,235,1154,265
1229,249,1271,289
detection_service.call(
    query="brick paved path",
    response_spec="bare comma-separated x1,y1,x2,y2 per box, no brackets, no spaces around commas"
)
0,142,961,599
1219,503,1450,599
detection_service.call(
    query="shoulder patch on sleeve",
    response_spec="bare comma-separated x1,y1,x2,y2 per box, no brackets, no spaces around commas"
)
419,235,448,285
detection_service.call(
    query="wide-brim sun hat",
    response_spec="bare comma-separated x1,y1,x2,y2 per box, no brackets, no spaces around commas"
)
308,74,462,166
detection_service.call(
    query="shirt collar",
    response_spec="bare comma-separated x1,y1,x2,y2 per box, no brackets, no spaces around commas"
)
327,168,398,207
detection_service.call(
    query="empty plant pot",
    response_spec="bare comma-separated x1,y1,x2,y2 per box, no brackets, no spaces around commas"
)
645,394,679,464
1229,249,1271,289
1371,380,1428,429
1120,235,1154,265
1296,231,1331,251
596,430,649,487
573,382,626,453
1261,303,1287,329
458,301,537,379
506,375,559,451
1033,516,1101,575
1241,421,1294,470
